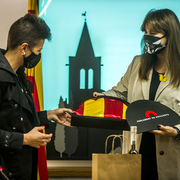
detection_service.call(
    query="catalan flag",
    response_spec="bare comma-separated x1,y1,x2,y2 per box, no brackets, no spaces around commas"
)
26,0,48,180
72,96,130,131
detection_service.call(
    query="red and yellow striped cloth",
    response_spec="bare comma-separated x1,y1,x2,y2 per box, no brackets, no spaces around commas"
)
75,97,128,119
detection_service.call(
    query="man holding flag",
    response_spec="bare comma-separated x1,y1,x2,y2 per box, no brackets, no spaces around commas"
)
0,13,72,180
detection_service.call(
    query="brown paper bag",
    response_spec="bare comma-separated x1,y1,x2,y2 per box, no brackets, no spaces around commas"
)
92,135,141,180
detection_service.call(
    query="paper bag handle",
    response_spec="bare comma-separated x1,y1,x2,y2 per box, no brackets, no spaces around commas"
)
105,135,128,154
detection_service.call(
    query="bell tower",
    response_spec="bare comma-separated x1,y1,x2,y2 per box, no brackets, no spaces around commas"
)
66,19,103,109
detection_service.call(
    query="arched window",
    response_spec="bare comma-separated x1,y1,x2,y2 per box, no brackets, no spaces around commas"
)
88,68,93,89
80,68,85,89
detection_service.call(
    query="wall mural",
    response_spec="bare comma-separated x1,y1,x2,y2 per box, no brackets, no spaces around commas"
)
46,18,121,160
40,0,180,160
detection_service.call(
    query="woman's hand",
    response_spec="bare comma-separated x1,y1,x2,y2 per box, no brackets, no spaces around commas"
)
23,126,52,148
93,92,105,97
47,108,73,127
149,125,178,137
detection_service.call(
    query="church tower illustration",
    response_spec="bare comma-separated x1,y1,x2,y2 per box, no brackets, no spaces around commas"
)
48,16,121,160
65,18,103,109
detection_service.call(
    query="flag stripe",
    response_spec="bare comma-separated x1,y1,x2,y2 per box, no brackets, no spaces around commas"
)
28,10,36,14
104,98,123,119
83,98,104,117
38,146,48,179
75,103,84,115
28,76,40,111
123,103,127,119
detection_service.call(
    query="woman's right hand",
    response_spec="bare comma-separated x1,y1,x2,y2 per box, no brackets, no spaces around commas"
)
93,92,105,97
23,126,52,148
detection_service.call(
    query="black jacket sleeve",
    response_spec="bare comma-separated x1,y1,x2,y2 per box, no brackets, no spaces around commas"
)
0,130,23,152
0,84,24,152
37,110,50,128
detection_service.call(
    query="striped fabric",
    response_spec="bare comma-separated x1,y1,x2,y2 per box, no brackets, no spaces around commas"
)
75,97,127,120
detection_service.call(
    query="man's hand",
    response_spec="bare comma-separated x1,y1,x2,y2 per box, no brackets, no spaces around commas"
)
47,108,73,127
23,126,52,148
150,125,178,137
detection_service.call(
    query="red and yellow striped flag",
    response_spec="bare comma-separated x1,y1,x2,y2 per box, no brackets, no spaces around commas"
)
75,97,127,119
26,0,48,179
71,97,130,130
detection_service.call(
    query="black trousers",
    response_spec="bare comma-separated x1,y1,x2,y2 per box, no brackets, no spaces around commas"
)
140,132,158,180
141,154,158,180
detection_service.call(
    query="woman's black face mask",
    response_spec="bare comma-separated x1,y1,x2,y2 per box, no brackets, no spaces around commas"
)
23,51,41,69
144,35,166,55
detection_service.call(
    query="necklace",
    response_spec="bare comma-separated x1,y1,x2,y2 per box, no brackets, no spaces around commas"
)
159,74,169,82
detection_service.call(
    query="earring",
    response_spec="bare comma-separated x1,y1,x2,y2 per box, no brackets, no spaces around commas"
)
22,52,25,55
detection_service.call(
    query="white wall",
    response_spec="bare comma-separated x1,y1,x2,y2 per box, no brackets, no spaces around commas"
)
0,0,28,49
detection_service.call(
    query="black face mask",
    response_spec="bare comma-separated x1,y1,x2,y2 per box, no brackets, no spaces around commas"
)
144,35,166,55
23,52,41,68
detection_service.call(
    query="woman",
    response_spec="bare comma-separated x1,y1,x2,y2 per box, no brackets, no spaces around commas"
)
94,9,180,180
0,14,72,179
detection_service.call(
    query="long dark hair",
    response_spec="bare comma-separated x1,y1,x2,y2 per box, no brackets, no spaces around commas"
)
139,9,180,87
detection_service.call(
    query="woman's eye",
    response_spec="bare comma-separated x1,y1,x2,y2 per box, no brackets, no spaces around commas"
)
150,31,158,35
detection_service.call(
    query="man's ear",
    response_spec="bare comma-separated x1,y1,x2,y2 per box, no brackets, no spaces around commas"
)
20,43,28,55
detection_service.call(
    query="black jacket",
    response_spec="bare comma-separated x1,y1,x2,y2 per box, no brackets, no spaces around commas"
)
0,49,49,180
